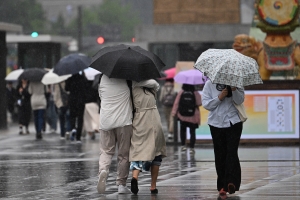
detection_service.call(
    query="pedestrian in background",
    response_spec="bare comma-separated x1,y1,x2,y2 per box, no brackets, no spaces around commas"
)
97,74,132,194
6,81,17,123
171,84,202,154
129,79,167,195
46,84,58,133
53,81,71,140
16,79,32,135
202,80,244,197
28,81,47,139
159,79,176,139
65,72,88,143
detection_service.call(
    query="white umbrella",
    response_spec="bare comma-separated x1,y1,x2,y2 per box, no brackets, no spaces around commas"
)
5,69,24,81
84,67,101,81
194,49,263,88
41,69,71,85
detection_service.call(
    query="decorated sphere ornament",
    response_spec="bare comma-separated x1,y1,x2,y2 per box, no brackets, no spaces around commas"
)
256,0,300,33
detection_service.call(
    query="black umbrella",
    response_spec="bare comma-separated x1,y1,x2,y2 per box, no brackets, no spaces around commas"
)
92,73,103,89
90,44,165,82
18,68,47,82
53,53,91,76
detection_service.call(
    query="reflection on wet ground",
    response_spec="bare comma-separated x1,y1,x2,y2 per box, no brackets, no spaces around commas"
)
0,129,300,199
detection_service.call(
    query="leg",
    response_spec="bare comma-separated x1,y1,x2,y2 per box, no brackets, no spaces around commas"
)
131,169,140,194
209,125,227,191
150,165,159,190
58,107,66,137
189,127,196,148
33,110,39,134
115,125,132,186
180,121,187,146
225,122,243,192
37,109,45,134
76,104,85,141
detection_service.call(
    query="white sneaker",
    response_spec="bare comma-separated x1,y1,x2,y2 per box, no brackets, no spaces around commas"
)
60,137,65,140
65,132,70,140
181,146,187,151
97,170,107,194
168,133,173,139
118,185,132,194
190,148,195,154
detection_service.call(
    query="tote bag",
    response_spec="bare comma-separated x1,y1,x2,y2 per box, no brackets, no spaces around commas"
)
233,102,247,122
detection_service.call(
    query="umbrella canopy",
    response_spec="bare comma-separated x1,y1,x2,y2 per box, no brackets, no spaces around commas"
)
5,69,24,81
84,67,101,81
53,53,91,76
18,68,47,82
41,69,72,85
194,49,263,88
174,69,208,85
160,67,176,80
90,44,165,82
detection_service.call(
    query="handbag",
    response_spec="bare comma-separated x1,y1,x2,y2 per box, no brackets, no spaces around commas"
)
233,102,247,122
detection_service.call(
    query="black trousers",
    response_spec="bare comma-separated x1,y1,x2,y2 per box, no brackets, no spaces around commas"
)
180,121,197,148
209,122,243,192
69,103,85,140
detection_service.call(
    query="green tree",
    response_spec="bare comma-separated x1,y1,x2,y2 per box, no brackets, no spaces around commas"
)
66,0,140,41
50,13,66,35
0,0,46,34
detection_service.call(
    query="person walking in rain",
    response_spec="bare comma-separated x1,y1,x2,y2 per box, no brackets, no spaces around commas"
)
65,72,88,143
16,79,32,135
28,81,48,139
202,80,244,197
129,79,166,195
159,78,176,139
171,84,202,154
97,74,132,194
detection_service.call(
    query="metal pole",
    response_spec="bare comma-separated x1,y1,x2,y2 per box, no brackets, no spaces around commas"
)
0,31,7,129
77,5,82,52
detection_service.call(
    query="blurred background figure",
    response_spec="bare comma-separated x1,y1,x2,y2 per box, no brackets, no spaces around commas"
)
16,79,32,135
65,72,89,143
46,84,58,133
28,81,48,140
159,78,177,139
53,81,71,140
6,81,18,123
83,79,100,140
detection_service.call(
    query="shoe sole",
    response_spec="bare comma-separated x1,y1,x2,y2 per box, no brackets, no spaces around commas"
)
228,183,235,194
97,170,107,194
131,178,139,194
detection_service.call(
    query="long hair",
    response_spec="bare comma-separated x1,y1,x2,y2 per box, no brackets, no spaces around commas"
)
142,87,156,97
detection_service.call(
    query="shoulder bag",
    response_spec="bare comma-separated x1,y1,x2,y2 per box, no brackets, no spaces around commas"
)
233,102,247,122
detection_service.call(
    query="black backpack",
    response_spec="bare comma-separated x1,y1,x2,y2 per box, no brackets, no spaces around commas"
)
178,91,196,116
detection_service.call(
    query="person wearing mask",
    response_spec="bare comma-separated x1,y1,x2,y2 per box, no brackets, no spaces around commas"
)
171,84,202,154
202,80,244,197
97,74,132,194
65,72,88,143
129,79,167,195
16,79,32,135
28,81,47,139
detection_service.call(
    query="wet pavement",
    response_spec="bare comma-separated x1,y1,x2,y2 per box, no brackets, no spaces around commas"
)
0,122,300,200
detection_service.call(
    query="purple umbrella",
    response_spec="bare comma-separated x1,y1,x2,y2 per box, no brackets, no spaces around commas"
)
174,69,208,85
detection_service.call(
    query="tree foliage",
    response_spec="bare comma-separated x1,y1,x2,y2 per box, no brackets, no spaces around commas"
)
0,0,46,34
66,0,140,41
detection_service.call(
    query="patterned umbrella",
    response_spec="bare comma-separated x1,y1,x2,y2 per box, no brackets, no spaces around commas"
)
194,49,263,88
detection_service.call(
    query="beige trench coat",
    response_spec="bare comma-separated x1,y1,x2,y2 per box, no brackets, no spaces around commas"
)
129,87,167,162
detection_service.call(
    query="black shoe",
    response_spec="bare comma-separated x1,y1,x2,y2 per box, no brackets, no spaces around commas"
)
36,133,42,140
228,183,235,194
150,188,158,194
19,131,23,135
131,177,139,194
